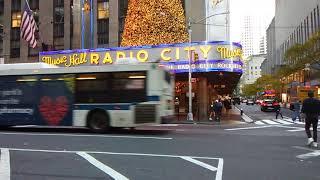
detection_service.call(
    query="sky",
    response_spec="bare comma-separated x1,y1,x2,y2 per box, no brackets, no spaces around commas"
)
230,0,275,42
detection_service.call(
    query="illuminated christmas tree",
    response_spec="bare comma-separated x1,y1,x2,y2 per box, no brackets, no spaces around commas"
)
121,0,188,47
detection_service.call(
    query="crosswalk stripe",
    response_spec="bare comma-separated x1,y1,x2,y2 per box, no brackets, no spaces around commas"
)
255,121,265,125
273,119,293,125
261,120,280,125
282,118,306,124
282,118,294,122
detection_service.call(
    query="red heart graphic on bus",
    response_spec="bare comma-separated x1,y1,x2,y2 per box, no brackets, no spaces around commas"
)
38,96,69,125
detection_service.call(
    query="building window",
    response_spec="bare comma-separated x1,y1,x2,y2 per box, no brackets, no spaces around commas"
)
317,6,320,31
97,0,109,46
11,12,21,28
0,0,3,16
307,16,310,40
98,0,109,19
119,0,128,45
311,12,314,35
10,0,21,58
0,0,3,57
53,0,64,38
70,0,73,48
29,0,39,10
10,28,20,58
53,0,64,50
11,0,21,11
314,8,317,33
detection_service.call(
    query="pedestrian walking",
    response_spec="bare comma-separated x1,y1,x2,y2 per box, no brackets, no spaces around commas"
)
209,100,215,121
291,98,302,123
301,91,320,148
223,98,232,114
275,100,283,119
213,100,223,122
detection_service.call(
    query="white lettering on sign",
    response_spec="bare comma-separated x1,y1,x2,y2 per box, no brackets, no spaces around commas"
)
0,108,34,115
0,89,22,97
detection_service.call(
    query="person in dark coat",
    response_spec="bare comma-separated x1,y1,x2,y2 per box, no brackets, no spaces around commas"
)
213,100,223,122
275,100,283,119
301,91,320,148
291,98,302,122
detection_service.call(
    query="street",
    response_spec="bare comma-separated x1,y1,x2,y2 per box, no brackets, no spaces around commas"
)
0,115,319,180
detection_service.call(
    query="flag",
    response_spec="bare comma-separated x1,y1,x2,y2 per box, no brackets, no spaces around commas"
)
20,2,37,48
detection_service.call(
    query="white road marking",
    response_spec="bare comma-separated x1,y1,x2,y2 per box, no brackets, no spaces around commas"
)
293,146,315,152
288,127,320,132
294,146,320,159
181,156,218,171
254,121,265,125
0,132,172,140
288,128,305,132
77,152,129,180
225,125,273,131
274,125,300,129
7,147,221,160
216,158,224,180
282,118,305,124
273,119,293,125
261,120,279,125
153,124,179,127
181,156,224,180
0,148,10,180
295,121,305,125
296,150,320,159
242,114,254,123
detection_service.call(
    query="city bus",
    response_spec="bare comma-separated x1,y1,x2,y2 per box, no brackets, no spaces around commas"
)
0,63,174,132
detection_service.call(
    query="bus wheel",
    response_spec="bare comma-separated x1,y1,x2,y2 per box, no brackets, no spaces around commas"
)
87,110,110,133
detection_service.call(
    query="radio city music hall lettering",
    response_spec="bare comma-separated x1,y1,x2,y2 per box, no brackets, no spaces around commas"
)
41,46,243,67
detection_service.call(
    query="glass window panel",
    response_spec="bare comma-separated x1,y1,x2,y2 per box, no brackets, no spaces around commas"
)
11,12,21,28
98,2,109,19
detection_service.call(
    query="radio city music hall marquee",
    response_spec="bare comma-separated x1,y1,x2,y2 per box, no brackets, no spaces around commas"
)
39,41,244,73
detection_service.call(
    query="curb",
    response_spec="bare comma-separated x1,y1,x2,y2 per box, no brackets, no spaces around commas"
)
234,106,254,123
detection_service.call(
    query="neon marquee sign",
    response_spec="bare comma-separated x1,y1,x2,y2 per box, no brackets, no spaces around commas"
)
39,41,243,73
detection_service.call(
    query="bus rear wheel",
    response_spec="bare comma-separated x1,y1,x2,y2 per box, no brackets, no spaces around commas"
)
87,110,110,133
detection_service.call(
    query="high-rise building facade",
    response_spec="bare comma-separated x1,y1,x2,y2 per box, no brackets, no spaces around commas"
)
241,54,266,85
0,0,232,64
269,0,320,73
240,16,269,58
266,0,320,101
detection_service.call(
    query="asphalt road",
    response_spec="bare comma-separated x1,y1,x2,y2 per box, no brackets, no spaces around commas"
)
0,119,319,180
238,103,294,121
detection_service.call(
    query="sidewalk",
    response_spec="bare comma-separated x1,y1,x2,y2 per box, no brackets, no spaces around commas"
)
167,107,242,125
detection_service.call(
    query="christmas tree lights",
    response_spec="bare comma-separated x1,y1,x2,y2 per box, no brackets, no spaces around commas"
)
121,0,188,47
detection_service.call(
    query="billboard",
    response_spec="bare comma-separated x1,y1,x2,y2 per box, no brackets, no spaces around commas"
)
39,41,243,74
206,0,230,41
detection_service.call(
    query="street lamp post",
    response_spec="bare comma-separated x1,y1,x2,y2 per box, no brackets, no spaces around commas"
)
187,18,193,121
186,11,229,122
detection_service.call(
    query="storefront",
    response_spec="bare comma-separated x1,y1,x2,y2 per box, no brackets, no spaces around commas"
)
39,41,243,121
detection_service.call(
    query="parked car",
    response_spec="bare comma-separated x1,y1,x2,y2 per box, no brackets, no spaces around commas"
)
260,99,279,112
246,99,255,105
242,99,248,103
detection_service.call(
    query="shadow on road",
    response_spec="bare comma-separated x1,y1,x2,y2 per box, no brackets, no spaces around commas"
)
0,126,172,136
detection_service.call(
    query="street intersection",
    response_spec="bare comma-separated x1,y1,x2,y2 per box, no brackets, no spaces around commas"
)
0,105,319,180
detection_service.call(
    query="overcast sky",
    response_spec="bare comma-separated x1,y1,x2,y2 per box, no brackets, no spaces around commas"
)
230,0,275,42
